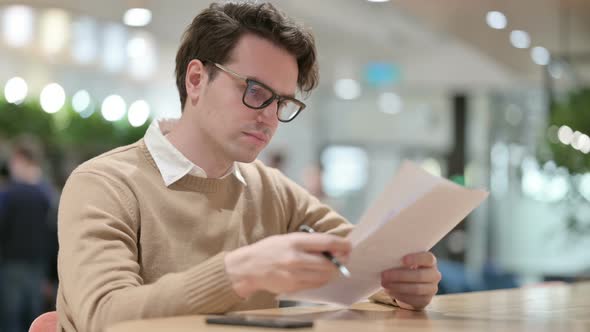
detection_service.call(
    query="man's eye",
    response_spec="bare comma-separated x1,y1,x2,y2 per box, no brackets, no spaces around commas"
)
246,87,256,94
247,86,263,96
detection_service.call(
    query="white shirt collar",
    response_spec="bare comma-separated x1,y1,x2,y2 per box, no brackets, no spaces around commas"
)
144,119,246,187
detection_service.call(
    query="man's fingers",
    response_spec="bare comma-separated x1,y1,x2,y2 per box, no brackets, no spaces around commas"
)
296,268,338,283
382,267,442,283
290,233,352,255
383,282,439,296
285,252,338,271
402,252,437,268
388,294,432,311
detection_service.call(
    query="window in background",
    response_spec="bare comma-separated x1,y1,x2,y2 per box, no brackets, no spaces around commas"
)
321,145,368,197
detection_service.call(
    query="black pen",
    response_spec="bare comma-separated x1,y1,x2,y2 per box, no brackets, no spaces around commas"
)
298,225,351,278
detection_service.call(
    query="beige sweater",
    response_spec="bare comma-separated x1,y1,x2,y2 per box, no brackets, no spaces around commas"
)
56,140,357,331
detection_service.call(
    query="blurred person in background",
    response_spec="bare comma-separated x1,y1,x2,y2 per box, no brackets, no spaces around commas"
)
0,136,58,332
57,2,441,331
0,160,8,186
0,154,7,331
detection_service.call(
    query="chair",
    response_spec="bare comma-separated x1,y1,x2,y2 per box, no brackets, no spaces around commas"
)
29,311,58,332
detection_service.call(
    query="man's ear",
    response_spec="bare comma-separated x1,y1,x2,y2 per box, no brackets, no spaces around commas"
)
185,59,208,106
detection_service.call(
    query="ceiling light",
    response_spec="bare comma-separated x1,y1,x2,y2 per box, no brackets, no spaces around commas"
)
123,8,152,27
72,90,91,112
4,77,28,104
40,83,66,113
334,79,361,100
510,30,530,49
101,95,126,122
1,5,34,48
531,46,550,66
557,125,573,145
127,100,150,127
486,11,507,29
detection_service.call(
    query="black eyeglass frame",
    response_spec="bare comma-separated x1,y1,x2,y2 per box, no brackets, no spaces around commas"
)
202,60,307,123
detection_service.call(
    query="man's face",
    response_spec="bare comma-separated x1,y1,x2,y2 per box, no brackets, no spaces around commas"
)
189,33,299,164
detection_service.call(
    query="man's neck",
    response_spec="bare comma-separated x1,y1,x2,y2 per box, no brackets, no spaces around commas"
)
165,117,233,179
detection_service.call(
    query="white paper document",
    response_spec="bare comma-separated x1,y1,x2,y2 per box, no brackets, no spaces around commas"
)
280,160,489,306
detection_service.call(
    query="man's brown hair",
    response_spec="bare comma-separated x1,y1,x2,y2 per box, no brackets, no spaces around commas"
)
175,1,319,110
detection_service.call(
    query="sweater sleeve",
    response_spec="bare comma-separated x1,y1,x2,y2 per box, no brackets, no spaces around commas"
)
268,167,353,237
57,172,243,331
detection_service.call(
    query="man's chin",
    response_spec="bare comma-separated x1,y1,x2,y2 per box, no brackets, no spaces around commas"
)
227,142,266,163
232,150,260,164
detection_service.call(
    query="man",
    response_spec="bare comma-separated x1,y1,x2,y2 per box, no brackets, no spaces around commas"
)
0,137,56,332
57,2,441,331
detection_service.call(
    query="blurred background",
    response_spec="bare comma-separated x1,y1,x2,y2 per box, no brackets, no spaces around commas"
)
0,0,589,330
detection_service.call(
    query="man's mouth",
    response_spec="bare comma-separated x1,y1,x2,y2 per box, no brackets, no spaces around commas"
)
243,132,268,143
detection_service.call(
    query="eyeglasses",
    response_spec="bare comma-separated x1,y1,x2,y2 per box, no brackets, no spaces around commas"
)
206,61,306,123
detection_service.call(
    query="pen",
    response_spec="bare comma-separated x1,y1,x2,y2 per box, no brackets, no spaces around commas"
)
298,225,351,278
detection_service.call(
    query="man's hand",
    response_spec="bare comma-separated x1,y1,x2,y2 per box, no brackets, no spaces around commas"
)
380,252,441,310
224,232,351,298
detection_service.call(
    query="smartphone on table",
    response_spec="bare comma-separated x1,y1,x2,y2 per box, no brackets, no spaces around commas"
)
206,315,314,329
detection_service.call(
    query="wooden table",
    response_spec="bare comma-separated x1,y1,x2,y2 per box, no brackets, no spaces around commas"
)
107,282,590,331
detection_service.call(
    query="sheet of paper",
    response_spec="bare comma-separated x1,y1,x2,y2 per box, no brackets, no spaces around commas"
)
280,161,489,306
